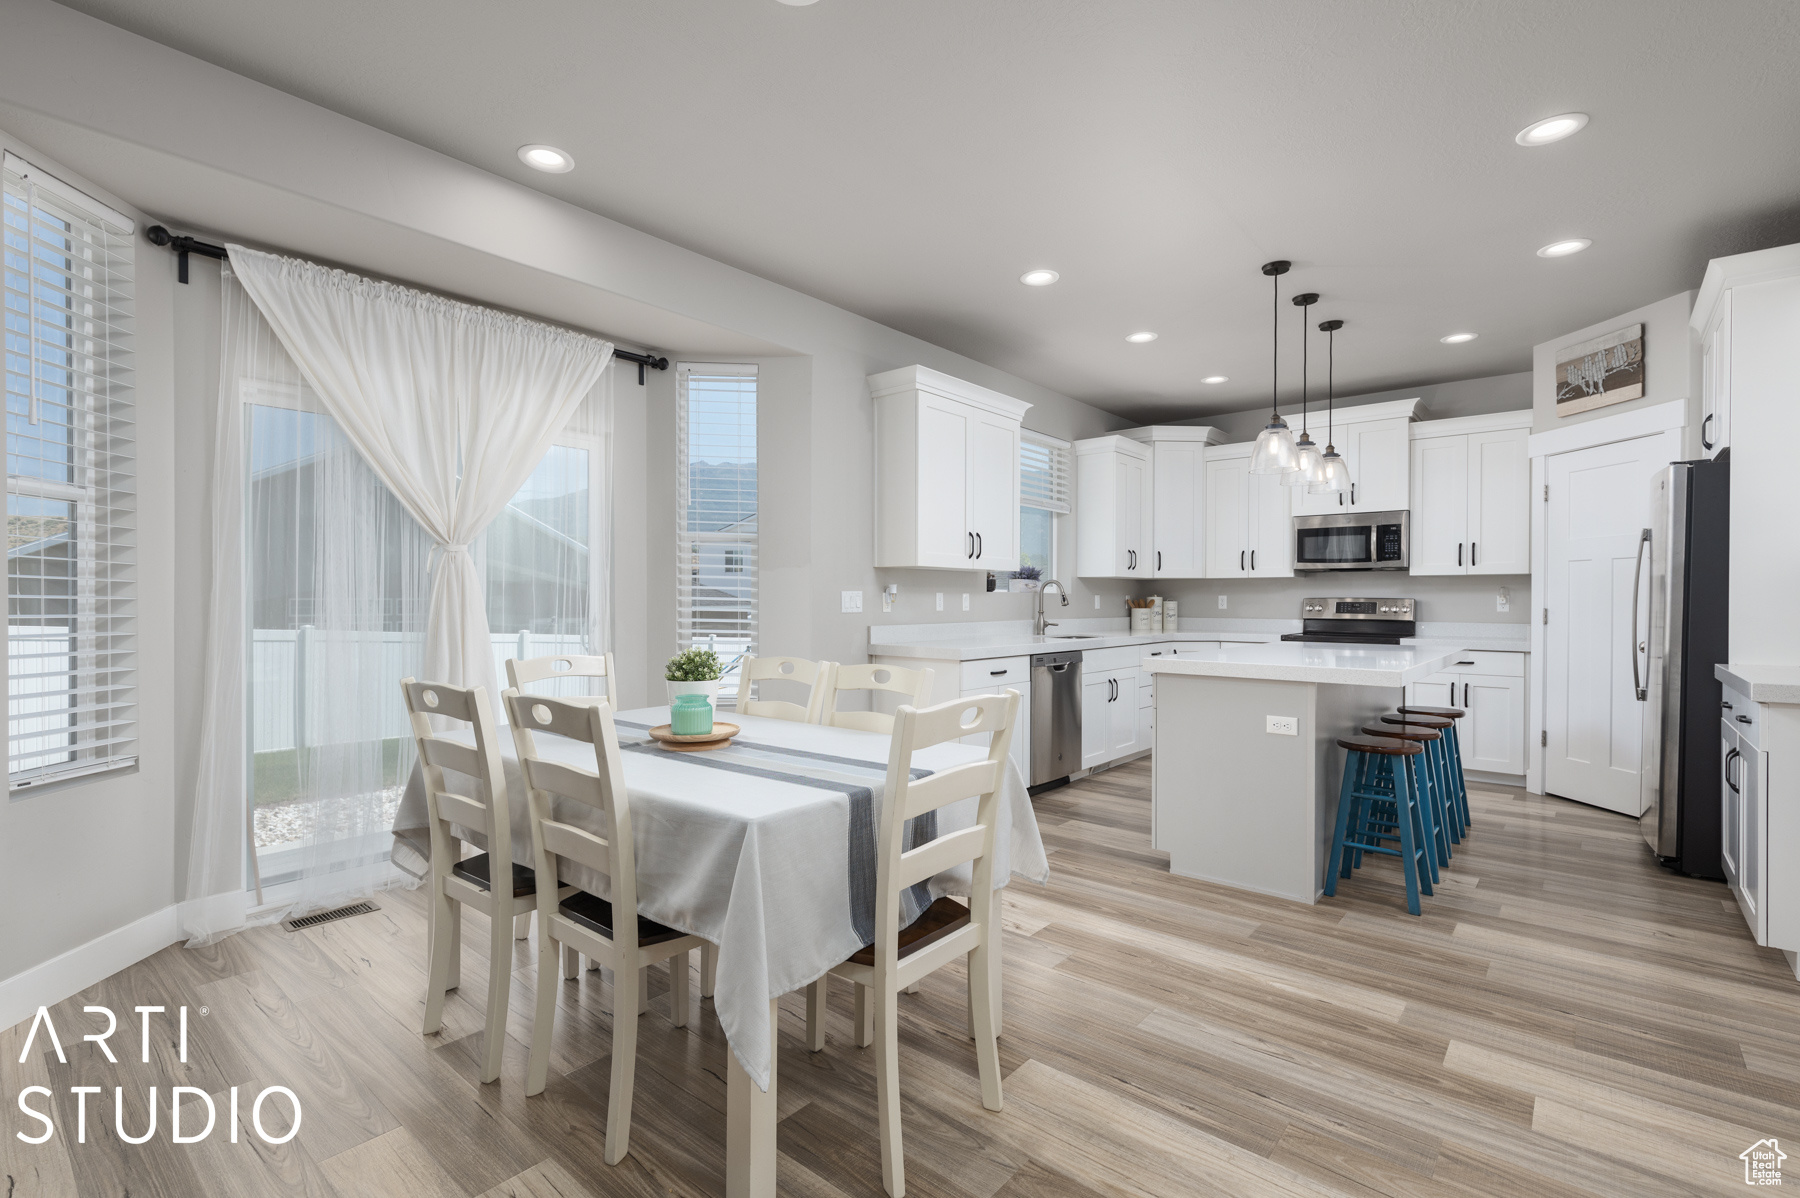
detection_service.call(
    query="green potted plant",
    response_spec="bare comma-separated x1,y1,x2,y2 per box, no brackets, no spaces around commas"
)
664,647,724,706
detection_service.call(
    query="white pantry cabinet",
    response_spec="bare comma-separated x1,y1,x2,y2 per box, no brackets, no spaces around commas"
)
1408,411,1532,576
1204,444,1293,578
1074,436,1154,578
871,365,1031,571
1117,425,1224,579
1292,399,1424,517
1406,650,1528,775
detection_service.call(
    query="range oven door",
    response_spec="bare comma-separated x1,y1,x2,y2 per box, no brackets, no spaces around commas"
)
1294,511,1409,572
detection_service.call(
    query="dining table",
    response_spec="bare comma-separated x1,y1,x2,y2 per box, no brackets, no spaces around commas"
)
390,703,1048,1197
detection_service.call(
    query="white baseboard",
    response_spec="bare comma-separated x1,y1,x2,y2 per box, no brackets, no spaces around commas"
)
0,904,181,1032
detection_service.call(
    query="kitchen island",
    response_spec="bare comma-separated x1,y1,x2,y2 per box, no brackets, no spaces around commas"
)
1145,641,1470,904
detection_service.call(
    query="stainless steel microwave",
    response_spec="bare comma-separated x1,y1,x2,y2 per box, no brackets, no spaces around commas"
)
1293,510,1410,572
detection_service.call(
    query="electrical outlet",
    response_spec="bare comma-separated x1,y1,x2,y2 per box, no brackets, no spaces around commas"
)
961,593,970,611
1496,586,1510,613
935,592,944,611
1218,595,1228,610
841,590,863,613
1265,715,1298,736
882,590,895,613
1094,595,1101,610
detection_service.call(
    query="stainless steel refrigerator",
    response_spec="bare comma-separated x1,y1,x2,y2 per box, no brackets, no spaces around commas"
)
1638,453,1729,877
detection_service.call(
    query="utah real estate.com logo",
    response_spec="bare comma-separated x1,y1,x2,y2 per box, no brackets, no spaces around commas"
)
1742,1138,1787,1186
13,1005,302,1146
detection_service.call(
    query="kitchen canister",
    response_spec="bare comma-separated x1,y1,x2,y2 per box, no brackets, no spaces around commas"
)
1163,600,1178,630
1147,595,1164,631
670,693,715,736
1130,606,1154,633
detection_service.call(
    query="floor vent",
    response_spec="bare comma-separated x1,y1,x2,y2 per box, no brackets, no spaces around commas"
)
283,900,381,933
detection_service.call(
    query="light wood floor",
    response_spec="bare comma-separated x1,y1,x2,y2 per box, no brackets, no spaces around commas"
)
8,764,1800,1197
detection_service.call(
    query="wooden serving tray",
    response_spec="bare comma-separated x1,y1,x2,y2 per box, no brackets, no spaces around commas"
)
647,722,739,752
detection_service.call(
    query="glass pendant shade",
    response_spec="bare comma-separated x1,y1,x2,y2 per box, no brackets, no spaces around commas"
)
1308,448,1351,494
1249,415,1299,474
1286,433,1322,486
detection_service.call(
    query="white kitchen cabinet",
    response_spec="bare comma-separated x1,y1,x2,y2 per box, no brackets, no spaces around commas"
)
958,657,1031,785
1722,718,1767,943
1407,412,1532,577
1113,425,1224,579
1405,650,1528,776
1074,436,1153,578
871,365,1031,571
1080,664,1144,770
1295,417,1411,516
1699,288,1731,459
1203,445,1293,578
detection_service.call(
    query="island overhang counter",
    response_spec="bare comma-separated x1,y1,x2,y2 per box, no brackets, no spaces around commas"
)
1143,642,1471,904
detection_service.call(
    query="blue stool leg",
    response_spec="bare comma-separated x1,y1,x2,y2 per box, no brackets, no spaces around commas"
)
1448,721,1471,831
1427,735,1456,859
1324,750,1360,896
1392,754,1423,916
1406,756,1434,899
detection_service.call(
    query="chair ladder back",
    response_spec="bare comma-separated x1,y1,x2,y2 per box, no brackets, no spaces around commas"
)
902,759,1001,820
825,662,936,733
507,652,618,707
740,656,832,723
401,677,511,871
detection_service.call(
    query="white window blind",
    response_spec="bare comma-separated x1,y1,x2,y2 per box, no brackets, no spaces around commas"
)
1020,431,1072,513
676,364,756,704
3,155,138,789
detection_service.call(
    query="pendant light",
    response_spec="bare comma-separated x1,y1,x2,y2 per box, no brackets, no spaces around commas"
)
1248,260,1299,474
1309,318,1352,494
1285,291,1323,487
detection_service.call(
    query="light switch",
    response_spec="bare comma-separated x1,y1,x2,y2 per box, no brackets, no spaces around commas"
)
935,592,944,611
961,593,970,611
841,590,863,613
1218,595,1228,609
1266,715,1297,736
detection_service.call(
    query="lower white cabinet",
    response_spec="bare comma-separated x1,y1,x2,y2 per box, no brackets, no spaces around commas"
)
959,656,1030,782
1722,717,1767,942
1406,651,1527,775
1081,665,1144,770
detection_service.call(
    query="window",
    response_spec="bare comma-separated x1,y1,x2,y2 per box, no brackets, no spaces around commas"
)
676,364,756,705
1019,431,1070,581
3,154,137,790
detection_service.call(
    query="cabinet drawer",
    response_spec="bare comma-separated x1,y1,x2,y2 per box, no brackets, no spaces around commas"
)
1440,650,1524,678
960,656,1029,691
1139,675,1154,708
1721,684,1759,749
1083,643,1165,673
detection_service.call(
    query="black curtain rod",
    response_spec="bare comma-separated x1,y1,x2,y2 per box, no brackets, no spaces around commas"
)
143,224,670,383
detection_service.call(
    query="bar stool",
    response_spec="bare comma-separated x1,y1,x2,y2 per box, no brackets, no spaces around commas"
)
1326,735,1432,916
1383,713,1467,837
1362,724,1451,872
1398,704,1470,831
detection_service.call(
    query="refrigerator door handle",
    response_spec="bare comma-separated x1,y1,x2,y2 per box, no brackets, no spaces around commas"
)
1631,527,1651,701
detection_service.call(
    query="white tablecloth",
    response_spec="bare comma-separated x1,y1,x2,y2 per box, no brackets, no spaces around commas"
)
390,705,1048,1089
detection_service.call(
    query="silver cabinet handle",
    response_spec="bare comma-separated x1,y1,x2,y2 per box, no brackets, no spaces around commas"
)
1631,527,1650,700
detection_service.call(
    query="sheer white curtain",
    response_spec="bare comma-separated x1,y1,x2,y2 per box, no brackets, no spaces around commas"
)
183,254,613,942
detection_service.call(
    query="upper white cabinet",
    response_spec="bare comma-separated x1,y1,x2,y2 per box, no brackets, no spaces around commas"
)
1203,444,1292,577
1699,289,1732,459
871,365,1031,571
1118,425,1223,579
1074,436,1153,577
1293,399,1424,516
1408,411,1532,576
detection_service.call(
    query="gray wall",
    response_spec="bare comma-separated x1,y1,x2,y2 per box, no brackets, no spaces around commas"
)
1187,370,1533,444
1148,573,1531,626
1531,291,1697,445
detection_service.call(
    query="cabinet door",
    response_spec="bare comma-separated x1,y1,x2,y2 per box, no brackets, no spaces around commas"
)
1406,671,1460,709
1109,668,1141,758
1721,722,1742,895
1248,470,1293,576
1346,418,1411,512
1462,674,1525,775
1468,428,1530,575
1119,452,1148,575
916,395,971,568
1743,742,1764,939
1152,442,1204,578
966,411,1019,571
1205,456,1249,576
1409,435,1469,576
1701,291,1731,459
1081,672,1113,770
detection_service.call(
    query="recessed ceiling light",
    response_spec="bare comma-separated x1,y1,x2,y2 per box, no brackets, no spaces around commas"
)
776,0,820,5
1537,238,1592,258
1515,113,1589,146
1126,331,1158,344
1440,332,1478,344
1020,269,1059,287
518,144,574,173
1202,376,1228,384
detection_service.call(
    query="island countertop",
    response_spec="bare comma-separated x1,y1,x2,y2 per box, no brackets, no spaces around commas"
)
1141,640,1471,688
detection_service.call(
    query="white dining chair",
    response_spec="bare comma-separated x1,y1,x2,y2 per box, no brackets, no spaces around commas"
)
805,690,1017,1197
738,655,834,722
504,688,711,1165
506,651,618,707
820,663,936,734
402,678,568,1085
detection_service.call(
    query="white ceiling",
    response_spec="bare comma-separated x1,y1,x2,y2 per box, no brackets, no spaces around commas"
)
52,0,1800,421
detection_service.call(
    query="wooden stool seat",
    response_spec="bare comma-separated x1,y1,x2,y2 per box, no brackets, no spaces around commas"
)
1335,735,1421,755
1398,704,1463,720
1382,713,1453,730
1362,725,1440,742
848,896,970,966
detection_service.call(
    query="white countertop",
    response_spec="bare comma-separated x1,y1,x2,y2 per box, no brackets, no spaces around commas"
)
869,629,1278,662
868,620,1529,663
1716,663,1800,705
1143,640,1474,688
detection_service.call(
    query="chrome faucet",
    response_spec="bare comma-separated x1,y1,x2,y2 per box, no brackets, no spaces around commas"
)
1034,579,1070,635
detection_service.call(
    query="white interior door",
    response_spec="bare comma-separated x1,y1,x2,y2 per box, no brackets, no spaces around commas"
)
1153,442,1202,577
1543,429,1679,813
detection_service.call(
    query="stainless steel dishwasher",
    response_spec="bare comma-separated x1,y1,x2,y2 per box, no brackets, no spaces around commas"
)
1030,649,1082,789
